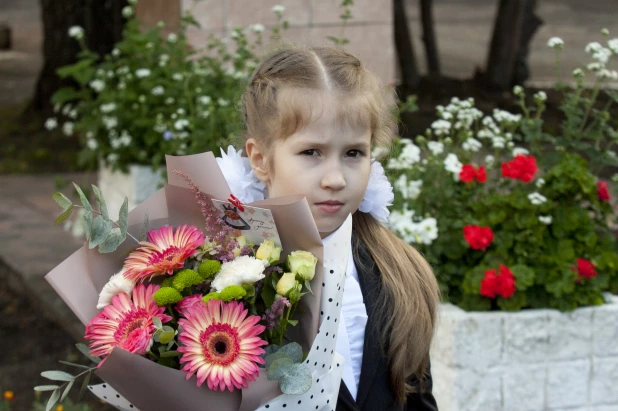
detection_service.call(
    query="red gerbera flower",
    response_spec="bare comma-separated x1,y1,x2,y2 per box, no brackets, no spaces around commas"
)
463,225,494,251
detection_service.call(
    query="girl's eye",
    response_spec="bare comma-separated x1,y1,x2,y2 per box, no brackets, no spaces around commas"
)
346,149,365,158
300,149,320,156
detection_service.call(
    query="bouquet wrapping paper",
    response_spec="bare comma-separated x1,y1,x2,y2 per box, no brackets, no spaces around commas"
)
45,152,351,411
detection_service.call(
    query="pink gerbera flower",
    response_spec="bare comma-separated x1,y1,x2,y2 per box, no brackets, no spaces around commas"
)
123,225,205,282
178,300,267,391
85,283,172,364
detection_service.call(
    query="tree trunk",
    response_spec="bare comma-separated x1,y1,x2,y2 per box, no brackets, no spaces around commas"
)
484,0,525,91
28,0,126,115
420,0,440,76
393,0,420,91
512,0,543,86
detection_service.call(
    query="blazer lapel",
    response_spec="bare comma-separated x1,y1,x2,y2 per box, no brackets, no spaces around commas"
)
352,235,382,409
337,380,358,411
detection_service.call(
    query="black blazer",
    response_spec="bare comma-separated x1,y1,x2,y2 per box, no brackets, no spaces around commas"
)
336,235,438,411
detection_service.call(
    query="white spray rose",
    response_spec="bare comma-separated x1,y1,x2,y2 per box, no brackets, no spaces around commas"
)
211,256,266,292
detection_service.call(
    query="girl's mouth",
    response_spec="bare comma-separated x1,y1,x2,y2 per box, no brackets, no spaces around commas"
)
315,201,344,214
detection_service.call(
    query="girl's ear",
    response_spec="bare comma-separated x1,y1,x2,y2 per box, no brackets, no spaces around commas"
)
245,138,270,184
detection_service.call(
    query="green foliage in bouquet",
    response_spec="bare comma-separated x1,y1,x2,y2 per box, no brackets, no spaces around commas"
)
47,0,289,173
386,32,618,311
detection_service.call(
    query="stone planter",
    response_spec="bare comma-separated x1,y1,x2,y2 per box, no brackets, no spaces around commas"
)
97,163,164,220
431,294,618,411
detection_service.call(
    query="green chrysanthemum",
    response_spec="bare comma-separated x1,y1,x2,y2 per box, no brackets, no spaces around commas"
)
153,286,183,306
172,269,202,291
219,285,247,302
202,292,221,304
198,260,222,279
161,276,175,288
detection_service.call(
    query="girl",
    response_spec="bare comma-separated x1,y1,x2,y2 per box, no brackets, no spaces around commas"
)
241,45,440,410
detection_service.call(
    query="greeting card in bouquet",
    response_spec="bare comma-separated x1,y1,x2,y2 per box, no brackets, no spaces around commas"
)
40,151,352,411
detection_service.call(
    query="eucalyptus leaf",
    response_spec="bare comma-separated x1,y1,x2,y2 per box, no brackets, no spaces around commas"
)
152,316,163,329
40,370,74,382
91,184,109,219
266,357,294,380
83,209,93,240
88,216,113,249
60,379,75,402
98,227,125,253
139,211,150,241
54,205,74,225
75,343,101,364
160,350,181,358
279,364,312,394
34,385,59,392
58,360,92,370
72,183,92,211
264,352,290,368
52,192,72,210
263,344,280,356
78,371,91,402
119,197,129,237
46,388,60,411
277,342,303,363
159,330,175,345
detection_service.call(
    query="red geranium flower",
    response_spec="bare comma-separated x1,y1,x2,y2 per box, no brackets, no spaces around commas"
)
476,166,487,183
463,225,494,251
460,164,477,183
480,265,516,299
501,155,538,183
597,181,610,202
576,258,597,279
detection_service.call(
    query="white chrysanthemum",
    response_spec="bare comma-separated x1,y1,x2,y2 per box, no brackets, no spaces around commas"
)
174,119,190,130
462,138,482,152
86,138,98,150
493,109,521,123
536,178,546,188
167,33,178,43
199,95,212,105
135,68,151,78
539,215,553,225
593,47,612,64
102,116,118,130
250,24,265,33
211,256,267,292
416,217,439,245
151,86,165,96
534,91,547,101
586,42,603,54
573,68,585,78
68,26,84,40
394,174,422,200
587,62,604,72
45,118,58,131
100,103,116,113
96,269,135,309
359,161,394,223
431,119,451,136
89,79,105,92
608,38,618,54
492,136,506,149
272,5,285,15
513,85,524,96
216,145,266,204
528,192,547,205
598,69,618,80
512,147,529,156
387,142,421,169
389,209,438,245
547,37,564,49
443,153,463,175
427,141,444,156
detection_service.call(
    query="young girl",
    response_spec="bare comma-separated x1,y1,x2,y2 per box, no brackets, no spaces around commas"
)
241,45,440,410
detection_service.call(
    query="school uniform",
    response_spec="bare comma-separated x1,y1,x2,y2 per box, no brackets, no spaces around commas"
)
334,234,438,411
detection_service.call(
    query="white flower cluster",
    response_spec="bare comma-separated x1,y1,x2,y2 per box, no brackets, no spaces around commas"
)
110,130,132,149
528,192,547,205
387,140,421,169
512,147,529,156
427,141,444,156
389,209,438,245
547,37,564,49
394,174,422,200
435,97,483,131
462,138,482,152
68,26,84,40
538,215,553,225
443,153,463,177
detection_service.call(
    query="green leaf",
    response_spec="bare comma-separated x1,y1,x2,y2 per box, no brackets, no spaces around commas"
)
98,227,125,253
50,87,82,104
261,279,276,308
119,197,129,237
264,352,291,368
287,319,298,326
52,192,72,210
91,184,109,220
267,357,294,380
277,342,303,363
88,216,113,249
160,350,181,358
279,363,312,394
77,371,91,402
72,183,92,211
60,378,75,402
46,388,60,411
34,385,60,392
159,330,175,345
152,316,163,329
83,209,93,240
497,291,527,311
263,344,280,356
510,265,535,290
58,360,92,370
304,279,312,294
54,205,74,225
75,343,100,364
139,211,150,241
40,370,74,382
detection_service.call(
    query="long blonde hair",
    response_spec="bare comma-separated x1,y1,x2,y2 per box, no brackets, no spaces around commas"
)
240,45,440,403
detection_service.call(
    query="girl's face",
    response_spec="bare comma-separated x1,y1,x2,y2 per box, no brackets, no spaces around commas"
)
246,96,372,238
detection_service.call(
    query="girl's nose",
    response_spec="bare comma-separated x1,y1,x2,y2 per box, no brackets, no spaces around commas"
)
320,162,346,191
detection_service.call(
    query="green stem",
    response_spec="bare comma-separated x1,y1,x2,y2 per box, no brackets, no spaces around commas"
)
74,205,139,243
578,85,601,136
167,305,177,322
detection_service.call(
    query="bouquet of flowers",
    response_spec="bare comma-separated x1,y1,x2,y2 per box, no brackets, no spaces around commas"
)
37,151,351,411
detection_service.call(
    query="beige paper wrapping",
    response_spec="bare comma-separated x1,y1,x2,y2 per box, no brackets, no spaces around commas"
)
45,152,325,411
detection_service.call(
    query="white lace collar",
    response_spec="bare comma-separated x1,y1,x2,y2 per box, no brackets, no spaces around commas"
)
215,146,393,223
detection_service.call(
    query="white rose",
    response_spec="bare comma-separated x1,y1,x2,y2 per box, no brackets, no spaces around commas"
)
211,256,266,292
